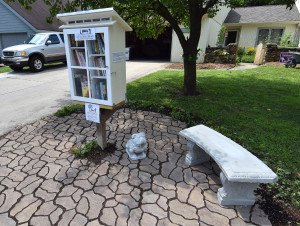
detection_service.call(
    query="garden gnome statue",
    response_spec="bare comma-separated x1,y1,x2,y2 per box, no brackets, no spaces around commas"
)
126,132,148,160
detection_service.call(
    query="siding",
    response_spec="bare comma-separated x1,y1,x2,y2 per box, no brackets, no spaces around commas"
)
236,23,297,48
170,6,230,63
0,1,35,34
0,0,36,55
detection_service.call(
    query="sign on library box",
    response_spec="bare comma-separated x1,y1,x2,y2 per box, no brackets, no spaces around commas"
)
75,28,96,41
85,103,100,123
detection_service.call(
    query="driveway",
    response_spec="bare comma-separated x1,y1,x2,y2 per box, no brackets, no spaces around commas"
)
0,61,170,136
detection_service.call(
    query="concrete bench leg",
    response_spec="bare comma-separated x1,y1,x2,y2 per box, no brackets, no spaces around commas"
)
217,172,259,206
185,141,210,166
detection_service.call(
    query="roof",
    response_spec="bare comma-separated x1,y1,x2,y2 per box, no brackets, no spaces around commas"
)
5,0,63,31
57,8,132,31
224,5,300,24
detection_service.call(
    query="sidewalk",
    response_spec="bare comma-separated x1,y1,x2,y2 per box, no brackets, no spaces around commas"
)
0,108,271,225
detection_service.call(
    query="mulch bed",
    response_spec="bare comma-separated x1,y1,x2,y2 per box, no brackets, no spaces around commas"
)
256,185,300,225
167,63,236,70
263,62,286,67
70,142,116,165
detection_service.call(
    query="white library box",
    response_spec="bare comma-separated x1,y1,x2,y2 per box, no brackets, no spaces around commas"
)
57,8,132,109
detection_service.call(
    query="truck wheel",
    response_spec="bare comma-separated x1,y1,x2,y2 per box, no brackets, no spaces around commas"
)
9,66,23,71
29,56,44,72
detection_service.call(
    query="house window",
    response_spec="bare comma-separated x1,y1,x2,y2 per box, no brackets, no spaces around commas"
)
256,28,284,45
225,30,239,46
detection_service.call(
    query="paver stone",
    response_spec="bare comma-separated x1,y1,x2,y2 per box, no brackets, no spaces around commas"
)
140,213,157,226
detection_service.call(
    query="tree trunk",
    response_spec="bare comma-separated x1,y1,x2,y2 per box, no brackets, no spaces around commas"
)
183,46,198,96
183,57,197,96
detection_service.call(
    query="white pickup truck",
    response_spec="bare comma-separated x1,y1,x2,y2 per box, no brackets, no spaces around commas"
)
1,32,66,72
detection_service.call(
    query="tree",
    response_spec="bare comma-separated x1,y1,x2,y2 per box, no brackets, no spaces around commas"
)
8,0,296,95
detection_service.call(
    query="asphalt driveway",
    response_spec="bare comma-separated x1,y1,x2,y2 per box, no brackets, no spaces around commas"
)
0,61,170,136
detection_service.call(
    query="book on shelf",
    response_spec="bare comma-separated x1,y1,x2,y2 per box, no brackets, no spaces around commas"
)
90,34,105,55
74,74,83,96
81,75,89,97
96,33,105,54
74,50,86,66
94,83,101,99
99,81,107,100
91,40,96,54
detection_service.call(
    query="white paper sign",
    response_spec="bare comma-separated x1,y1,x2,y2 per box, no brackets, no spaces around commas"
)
85,103,100,123
75,28,96,41
112,51,125,62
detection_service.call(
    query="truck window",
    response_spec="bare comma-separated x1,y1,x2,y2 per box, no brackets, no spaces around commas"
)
26,34,48,44
48,35,60,44
59,34,64,43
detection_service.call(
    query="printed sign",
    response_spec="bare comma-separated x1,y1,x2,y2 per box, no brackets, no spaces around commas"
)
112,51,125,62
75,28,96,41
85,103,100,123
280,52,294,63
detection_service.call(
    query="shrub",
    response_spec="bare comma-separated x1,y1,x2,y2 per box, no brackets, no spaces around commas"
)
54,104,84,117
71,141,99,157
280,32,298,47
246,47,256,56
237,46,246,58
216,26,227,47
241,55,255,63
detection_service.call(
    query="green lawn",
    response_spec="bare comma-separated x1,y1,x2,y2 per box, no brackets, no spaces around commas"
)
0,62,65,73
127,66,300,208
0,66,13,73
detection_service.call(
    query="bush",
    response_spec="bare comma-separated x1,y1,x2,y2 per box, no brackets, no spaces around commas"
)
54,104,84,117
216,26,227,47
280,32,298,47
71,141,99,157
246,47,256,56
237,46,256,64
237,46,246,58
241,55,255,63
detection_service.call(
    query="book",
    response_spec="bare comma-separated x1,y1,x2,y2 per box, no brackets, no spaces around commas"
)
91,40,95,54
96,33,105,54
100,81,104,100
74,74,83,96
100,33,105,54
74,50,86,66
74,50,80,66
102,84,107,100
81,75,89,97
94,83,101,99
99,81,107,100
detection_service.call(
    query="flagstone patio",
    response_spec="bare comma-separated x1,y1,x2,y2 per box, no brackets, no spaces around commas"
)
0,108,271,225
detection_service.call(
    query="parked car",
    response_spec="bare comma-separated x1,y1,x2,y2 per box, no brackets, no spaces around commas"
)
1,32,66,72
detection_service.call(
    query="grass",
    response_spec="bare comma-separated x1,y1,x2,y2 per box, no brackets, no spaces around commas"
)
0,66,13,73
0,62,65,74
126,66,300,208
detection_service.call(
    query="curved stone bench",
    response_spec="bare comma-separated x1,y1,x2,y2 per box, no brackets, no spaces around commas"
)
179,125,278,206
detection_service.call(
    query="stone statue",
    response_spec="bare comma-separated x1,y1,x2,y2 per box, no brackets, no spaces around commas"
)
126,132,148,160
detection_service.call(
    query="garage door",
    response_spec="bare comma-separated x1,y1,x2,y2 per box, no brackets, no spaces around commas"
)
0,33,28,56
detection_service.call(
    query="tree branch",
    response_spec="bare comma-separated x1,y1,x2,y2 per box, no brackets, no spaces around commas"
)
204,0,219,12
153,1,187,49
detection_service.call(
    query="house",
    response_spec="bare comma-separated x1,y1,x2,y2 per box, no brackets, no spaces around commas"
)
171,6,231,63
223,5,300,48
0,0,62,56
171,3,300,63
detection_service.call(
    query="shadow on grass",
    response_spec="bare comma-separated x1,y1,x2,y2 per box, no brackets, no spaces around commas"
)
127,67,300,168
